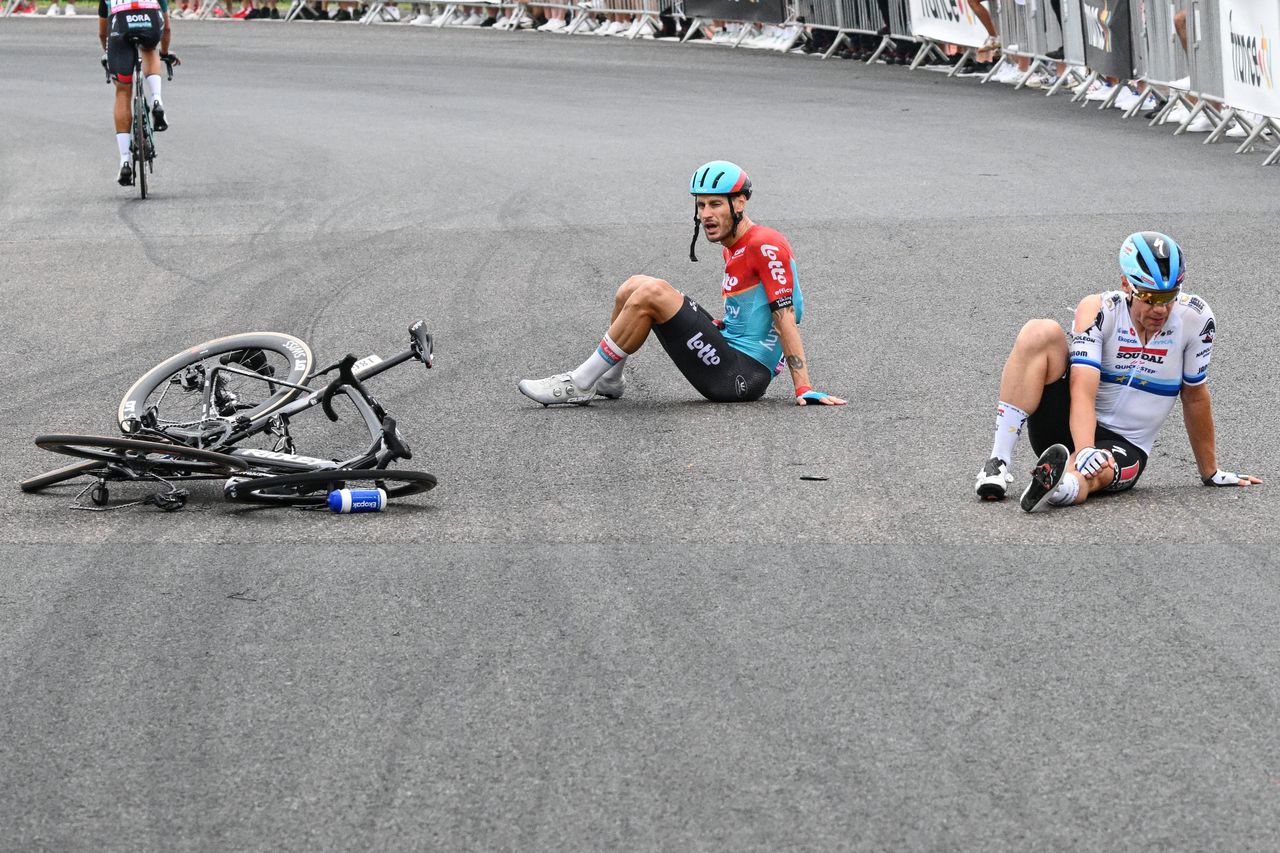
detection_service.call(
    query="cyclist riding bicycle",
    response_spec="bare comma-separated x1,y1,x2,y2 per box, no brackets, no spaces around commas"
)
518,161,846,407
99,0,178,186
974,231,1261,512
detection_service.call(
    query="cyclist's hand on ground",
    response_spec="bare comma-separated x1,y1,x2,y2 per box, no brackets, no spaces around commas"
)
1074,446,1111,478
795,387,846,406
1201,469,1262,487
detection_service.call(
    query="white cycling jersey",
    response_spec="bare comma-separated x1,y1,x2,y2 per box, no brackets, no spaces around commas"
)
1069,290,1216,454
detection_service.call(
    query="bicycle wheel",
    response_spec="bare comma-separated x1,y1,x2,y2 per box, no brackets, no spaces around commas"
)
118,332,314,440
35,434,248,477
19,460,104,493
133,76,148,199
223,468,437,507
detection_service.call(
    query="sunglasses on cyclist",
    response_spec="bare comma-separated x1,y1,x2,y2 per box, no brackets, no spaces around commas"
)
1128,286,1179,306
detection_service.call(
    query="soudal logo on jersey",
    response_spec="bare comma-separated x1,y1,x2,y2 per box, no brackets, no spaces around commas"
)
686,332,721,366
760,244,788,287
1228,11,1275,89
1117,346,1168,364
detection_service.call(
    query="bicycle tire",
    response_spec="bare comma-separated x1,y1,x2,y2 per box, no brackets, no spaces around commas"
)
223,468,437,507
118,332,314,438
133,75,148,200
35,434,249,476
19,460,104,493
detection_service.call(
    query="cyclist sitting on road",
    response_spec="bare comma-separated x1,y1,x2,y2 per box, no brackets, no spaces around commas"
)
975,231,1261,512
99,0,178,186
518,161,845,407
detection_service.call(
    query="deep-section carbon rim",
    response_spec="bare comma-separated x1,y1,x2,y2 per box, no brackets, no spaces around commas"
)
223,468,437,507
118,332,314,441
35,434,249,477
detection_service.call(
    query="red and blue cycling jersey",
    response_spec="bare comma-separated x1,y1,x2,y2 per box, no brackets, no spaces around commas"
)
719,225,803,369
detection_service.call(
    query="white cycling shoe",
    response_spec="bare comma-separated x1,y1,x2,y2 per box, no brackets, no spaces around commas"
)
975,457,1013,501
594,372,626,399
518,372,595,406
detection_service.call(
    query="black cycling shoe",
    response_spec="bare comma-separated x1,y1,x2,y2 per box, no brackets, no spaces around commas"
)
1020,444,1069,513
117,161,134,186
151,102,168,132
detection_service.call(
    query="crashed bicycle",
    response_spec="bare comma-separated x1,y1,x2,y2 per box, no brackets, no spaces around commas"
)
21,320,439,511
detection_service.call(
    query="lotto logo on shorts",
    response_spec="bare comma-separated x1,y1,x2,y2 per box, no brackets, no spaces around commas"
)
686,332,721,366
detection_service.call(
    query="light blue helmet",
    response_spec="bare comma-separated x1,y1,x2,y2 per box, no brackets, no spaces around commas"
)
1119,231,1185,291
688,161,752,262
689,161,752,198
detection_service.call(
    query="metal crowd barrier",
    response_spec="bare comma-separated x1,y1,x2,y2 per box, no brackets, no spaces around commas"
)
678,0,801,50
984,0,1084,91
796,0,929,64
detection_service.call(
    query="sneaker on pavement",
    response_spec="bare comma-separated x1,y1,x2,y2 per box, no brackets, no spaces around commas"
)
518,373,595,406
595,373,626,399
65,3,77,13
151,102,167,132
45,3,60,14
118,161,134,187
1184,112,1214,132
975,457,1013,501
1085,83,1116,101
1020,444,1069,513
1164,103,1192,124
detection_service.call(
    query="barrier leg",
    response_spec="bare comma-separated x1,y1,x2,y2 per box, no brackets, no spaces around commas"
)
1121,80,1151,119
1071,70,1098,103
1263,128,1280,165
732,22,755,48
1098,80,1126,110
908,41,934,70
866,36,892,64
981,55,1006,84
1234,117,1272,155
360,1,380,23
1046,66,1080,97
1205,107,1236,144
821,32,847,60
1014,59,1043,91
948,47,974,77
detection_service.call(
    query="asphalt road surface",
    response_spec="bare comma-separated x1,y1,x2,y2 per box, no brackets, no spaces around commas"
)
2,19,1278,852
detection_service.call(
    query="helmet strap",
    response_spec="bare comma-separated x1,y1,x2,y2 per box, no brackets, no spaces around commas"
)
689,205,700,262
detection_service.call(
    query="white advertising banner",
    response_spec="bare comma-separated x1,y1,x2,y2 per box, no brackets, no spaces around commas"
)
1219,0,1280,118
907,0,990,48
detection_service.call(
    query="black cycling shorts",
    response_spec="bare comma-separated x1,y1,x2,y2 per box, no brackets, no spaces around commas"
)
652,295,773,403
106,10,163,83
1026,375,1149,492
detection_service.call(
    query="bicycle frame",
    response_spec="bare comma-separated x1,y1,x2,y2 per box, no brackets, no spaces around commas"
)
130,323,434,472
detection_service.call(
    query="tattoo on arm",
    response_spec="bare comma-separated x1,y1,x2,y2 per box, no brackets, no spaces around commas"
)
786,355,805,370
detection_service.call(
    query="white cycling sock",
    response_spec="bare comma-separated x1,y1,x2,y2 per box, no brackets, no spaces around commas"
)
600,358,626,383
569,333,627,390
1047,471,1081,506
146,74,162,106
989,400,1029,464
116,132,131,163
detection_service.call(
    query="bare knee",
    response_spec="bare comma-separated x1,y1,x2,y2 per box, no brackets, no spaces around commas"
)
1014,319,1067,354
